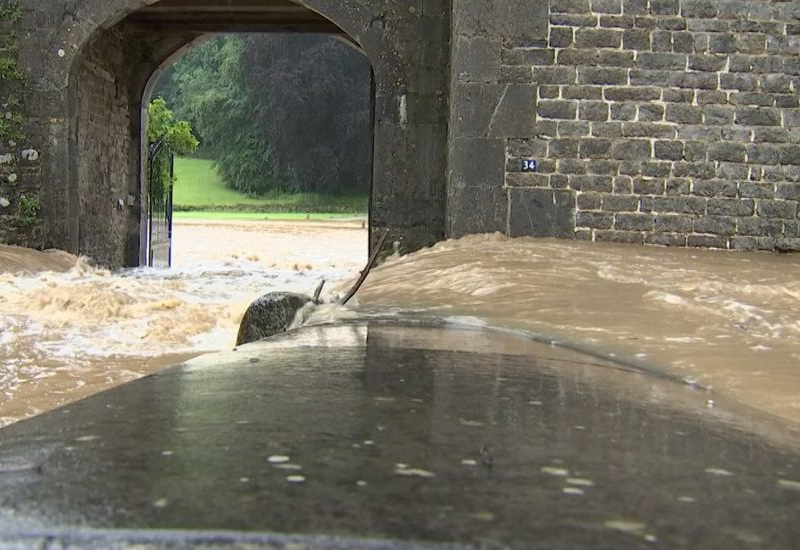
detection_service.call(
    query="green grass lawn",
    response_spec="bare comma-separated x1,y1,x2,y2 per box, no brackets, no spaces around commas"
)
172,157,368,213
173,211,363,221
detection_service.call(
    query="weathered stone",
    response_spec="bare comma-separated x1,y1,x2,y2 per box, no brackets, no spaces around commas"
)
595,229,644,243
449,186,508,236
740,183,775,200
577,211,614,229
730,236,777,251
236,292,313,346
550,26,574,48
757,200,797,219
694,216,736,236
738,218,783,237
654,141,684,161
707,198,755,217
777,184,800,201
647,232,687,246
579,102,610,121
708,143,746,163
688,234,728,249
611,103,638,121
538,100,578,120
654,214,694,233
615,212,654,231
570,175,613,192
736,108,782,127
611,140,652,160
602,193,639,211
692,180,737,198
508,188,576,238
666,105,703,125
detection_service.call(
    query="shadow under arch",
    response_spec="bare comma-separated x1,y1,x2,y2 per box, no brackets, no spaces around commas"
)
65,0,449,268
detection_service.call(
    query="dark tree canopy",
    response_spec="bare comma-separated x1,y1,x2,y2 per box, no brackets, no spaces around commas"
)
153,34,372,197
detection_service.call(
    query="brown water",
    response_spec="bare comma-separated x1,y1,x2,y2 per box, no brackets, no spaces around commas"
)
0,219,367,427
355,234,800,425
2,221,800,428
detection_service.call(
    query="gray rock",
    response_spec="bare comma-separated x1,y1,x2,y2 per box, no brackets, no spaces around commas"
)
236,292,313,346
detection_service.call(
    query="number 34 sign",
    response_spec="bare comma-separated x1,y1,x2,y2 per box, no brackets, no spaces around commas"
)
521,159,537,172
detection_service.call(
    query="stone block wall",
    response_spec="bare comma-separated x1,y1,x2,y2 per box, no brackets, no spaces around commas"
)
71,26,143,267
504,0,800,251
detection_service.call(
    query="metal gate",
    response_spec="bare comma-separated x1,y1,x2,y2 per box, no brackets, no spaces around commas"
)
147,139,174,268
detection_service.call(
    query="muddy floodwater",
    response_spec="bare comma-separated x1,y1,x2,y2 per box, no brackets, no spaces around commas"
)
0,219,366,427
2,219,800,428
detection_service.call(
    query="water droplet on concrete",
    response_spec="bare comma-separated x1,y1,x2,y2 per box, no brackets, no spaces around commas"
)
153,498,168,508
395,465,435,478
605,520,646,534
705,468,733,477
566,478,594,487
541,466,569,477
778,479,800,491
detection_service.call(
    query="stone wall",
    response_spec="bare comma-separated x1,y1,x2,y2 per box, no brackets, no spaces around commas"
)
5,0,800,262
0,9,41,248
504,0,800,251
4,0,452,267
71,27,143,267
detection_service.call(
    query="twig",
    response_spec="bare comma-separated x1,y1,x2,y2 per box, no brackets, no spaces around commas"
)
340,228,390,306
312,279,326,304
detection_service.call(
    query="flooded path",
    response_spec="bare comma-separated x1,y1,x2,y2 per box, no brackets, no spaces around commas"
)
2,220,800,428
357,234,800,425
0,219,366,427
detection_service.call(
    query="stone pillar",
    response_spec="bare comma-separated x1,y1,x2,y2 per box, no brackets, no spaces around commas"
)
447,0,548,238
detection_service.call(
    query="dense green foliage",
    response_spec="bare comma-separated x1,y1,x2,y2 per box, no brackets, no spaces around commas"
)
146,99,198,202
153,34,371,197
173,157,367,213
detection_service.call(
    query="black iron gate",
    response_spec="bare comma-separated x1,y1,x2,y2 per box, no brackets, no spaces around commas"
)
147,139,174,268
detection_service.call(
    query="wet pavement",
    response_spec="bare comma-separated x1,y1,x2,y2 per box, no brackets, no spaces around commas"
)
1,320,799,548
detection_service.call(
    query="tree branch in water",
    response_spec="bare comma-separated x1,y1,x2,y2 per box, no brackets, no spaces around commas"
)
340,229,390,306
312,279,326,304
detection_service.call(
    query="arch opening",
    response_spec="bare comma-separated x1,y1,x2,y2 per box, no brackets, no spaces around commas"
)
67,0,379,268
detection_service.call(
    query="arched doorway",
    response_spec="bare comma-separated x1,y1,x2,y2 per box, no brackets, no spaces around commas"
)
60,0,450,267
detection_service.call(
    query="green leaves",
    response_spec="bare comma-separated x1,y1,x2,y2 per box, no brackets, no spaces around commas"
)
147,98,199,155
151,34,371,197
147,98,199,202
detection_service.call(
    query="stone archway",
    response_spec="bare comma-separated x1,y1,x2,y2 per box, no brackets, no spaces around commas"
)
34,0,450,267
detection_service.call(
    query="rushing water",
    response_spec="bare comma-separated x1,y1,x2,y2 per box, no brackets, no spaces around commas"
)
356,234,800,426
2,220,800,428
0,219,366,427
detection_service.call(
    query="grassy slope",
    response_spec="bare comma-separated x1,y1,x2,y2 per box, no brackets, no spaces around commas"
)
172,157,368,213
173,211,360,221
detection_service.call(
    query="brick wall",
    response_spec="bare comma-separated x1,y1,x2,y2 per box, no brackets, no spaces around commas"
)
505,0,800,251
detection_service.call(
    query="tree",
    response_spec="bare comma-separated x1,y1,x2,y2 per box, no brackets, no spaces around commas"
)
151,34,371,197
147,98,198,201
147,97,199,155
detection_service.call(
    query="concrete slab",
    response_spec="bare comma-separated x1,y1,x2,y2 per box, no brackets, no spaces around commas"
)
1,320,799,548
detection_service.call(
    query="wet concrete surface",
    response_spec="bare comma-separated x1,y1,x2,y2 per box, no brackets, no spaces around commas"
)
1,320,799,548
